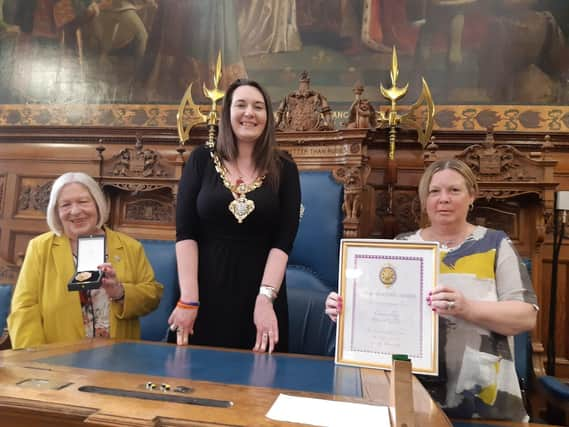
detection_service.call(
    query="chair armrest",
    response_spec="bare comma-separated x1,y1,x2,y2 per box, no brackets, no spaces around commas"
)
531,341,547,378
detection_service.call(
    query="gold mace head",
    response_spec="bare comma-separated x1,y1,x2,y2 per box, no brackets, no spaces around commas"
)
379,46,409,107
203,51,225,124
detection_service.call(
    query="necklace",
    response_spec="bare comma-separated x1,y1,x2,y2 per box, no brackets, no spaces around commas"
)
211,151,265,223
427,227,472,250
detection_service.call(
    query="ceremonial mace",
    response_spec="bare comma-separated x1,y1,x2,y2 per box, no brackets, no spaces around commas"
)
377,47,435,236
176,52,225,149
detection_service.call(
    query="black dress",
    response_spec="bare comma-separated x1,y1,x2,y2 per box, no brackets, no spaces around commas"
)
176,145,301,351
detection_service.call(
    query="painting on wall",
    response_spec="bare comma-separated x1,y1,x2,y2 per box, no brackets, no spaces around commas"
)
0,0,567,129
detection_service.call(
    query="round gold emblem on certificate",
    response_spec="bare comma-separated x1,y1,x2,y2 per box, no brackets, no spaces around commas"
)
379,265,397,287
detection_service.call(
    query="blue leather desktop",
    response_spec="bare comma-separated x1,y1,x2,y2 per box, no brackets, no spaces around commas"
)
38,342,361,397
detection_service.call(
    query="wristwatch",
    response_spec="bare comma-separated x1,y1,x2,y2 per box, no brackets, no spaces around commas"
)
258,285,277,303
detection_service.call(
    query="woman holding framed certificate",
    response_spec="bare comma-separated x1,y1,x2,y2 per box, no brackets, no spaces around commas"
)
326,159,538,422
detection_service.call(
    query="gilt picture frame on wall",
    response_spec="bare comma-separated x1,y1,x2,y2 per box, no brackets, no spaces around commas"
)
336,238,439,375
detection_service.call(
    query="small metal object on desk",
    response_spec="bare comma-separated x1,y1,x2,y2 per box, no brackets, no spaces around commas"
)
174,385,192,393
78,385,233,407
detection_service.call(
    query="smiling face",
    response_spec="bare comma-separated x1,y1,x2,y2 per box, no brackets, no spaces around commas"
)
229,85,267,144
57,183,100,240
425,169,475,227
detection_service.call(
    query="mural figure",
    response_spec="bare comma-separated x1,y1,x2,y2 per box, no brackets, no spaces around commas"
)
478,0,567,103
237,0,302,56
139,0,246,103
0,0,567,107
0,0,19,33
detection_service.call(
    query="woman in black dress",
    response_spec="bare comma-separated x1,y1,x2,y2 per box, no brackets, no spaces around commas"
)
168,79,301,353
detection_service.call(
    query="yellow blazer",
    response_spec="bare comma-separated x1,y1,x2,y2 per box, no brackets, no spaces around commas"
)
8,228,163,349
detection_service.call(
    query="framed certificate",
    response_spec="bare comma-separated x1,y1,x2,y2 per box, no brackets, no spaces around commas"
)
335,239,439,376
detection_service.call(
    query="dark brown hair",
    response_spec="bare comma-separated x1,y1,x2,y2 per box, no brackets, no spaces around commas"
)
216,79,282,189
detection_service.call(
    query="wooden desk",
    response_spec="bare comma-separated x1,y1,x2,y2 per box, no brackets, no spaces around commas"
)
0,339,452,426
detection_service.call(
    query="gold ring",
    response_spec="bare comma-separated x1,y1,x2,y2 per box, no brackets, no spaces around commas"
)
448,301,455,310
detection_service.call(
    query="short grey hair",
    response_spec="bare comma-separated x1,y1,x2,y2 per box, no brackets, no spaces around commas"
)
46,172,109,236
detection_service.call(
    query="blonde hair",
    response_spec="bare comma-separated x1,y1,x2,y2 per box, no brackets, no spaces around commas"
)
46,172,108,236
418,159,478,211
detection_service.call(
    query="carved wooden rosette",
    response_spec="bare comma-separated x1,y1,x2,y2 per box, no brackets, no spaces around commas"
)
278,129,373,238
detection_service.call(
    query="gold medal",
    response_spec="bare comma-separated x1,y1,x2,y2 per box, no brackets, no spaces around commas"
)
75,271,92,282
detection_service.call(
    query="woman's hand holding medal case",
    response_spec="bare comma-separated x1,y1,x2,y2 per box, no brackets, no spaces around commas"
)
68,235,106,291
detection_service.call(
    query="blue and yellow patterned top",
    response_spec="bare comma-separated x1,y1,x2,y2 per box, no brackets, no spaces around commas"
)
398,226,538,422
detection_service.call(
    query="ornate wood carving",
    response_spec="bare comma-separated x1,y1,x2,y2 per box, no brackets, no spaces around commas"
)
333,165,371,238
425,129,557,220
0,175,4,214
101,136,173,180
275,71,334,132
0,257,19,284
375,190,420,236
17,179,53,214
469,201,521,241
125,199,174,223
346,83,377,129
97,136,182,197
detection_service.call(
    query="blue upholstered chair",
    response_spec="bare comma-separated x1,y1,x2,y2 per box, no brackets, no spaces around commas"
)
0,284,13,349
286,171,342,356
139,240,180,341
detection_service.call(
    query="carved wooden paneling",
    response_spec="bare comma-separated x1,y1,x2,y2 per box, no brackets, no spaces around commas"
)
0,174,5,217
470,202,520,241
374,189,420,237
15,178,53,219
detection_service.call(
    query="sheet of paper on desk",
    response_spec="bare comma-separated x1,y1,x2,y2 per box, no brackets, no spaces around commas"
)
266,393,390,427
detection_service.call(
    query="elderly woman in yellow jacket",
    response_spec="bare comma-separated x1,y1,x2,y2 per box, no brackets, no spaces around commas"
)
8,172,163,349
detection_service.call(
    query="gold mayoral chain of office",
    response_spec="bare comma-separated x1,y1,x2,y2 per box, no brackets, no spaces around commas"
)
211,152,265,223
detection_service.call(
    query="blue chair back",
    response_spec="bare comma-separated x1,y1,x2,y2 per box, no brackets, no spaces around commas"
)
286,269,336,356
514,331,531,390
286,171,343,355
288,171,343,291
139,240,179,341
0,284,13,333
